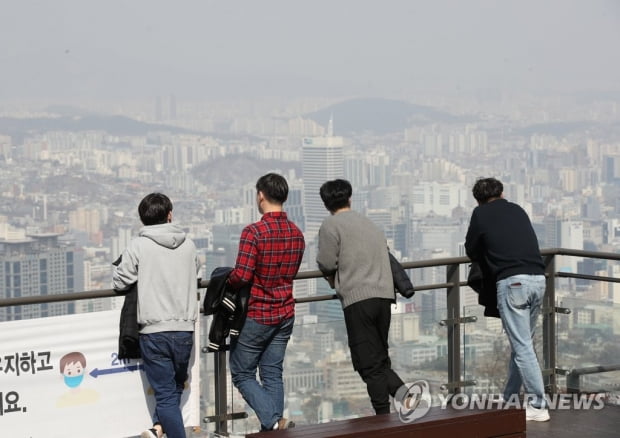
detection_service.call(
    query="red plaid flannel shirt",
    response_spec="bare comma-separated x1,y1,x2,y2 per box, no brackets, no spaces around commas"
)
228,212,305,325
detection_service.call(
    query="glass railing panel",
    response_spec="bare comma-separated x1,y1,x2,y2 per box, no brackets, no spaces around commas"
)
555,292,620,400
284,304,369,425
462,302,510,397
199,300,356,435
390,293,449,407
198,314,249,437
201,292,452,435
461,284,549,399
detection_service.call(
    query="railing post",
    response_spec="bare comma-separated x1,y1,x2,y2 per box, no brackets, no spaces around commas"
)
214,350,228,436
446,262,461,394
542,253,557,394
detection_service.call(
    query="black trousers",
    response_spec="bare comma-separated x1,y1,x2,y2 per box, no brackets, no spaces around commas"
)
344,297,404,414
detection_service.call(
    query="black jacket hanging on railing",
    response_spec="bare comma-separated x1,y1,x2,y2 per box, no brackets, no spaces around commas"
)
388,251,415,298
467,261,500,318
113,255,141,359
117,285,141,359
203,267,251,352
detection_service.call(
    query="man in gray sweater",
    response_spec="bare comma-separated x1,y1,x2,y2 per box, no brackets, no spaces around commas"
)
113,193,199,438
316,179,405,415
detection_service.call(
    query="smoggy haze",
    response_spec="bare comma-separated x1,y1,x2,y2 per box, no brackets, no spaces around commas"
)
1,0,619,101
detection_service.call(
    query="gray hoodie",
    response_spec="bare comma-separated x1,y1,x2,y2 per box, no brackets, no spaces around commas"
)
112,223,199,334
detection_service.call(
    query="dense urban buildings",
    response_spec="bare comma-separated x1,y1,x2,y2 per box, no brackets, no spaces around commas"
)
1,92,619,431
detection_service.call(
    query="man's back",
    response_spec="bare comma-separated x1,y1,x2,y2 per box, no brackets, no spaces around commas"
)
317,210,394,308
465,198,544,281
113,222,198,334
229,211,305,325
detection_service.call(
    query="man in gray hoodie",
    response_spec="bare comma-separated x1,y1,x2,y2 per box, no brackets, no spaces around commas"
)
113,193,199,438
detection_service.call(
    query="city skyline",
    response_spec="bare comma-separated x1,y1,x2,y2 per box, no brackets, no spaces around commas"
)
1,3,619,437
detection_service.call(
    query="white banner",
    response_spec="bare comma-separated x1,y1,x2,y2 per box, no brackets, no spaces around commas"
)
0,309,200,438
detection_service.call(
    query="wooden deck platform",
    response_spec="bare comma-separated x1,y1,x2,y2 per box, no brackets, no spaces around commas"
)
526,403,620,438
247,406,525,438
243,404,620,438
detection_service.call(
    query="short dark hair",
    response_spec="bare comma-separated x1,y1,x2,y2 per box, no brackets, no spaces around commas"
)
138,193,172,225
320,179,352,213
256,173,288,204
472,178,503,204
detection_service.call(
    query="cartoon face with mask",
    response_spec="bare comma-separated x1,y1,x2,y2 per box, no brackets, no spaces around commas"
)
59,352,86,388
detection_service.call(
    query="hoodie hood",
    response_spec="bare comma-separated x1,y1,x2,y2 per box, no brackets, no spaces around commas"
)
139,223,187,249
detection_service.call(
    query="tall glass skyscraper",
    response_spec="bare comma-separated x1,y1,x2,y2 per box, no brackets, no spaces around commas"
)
301,126,344,238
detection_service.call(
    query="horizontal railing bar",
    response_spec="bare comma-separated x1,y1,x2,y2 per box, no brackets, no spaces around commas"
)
0,289,118,306
1,248,617,308
569,364,620,376
0,279,466,308
295,293,338,304
203,412,248,423
541,247,620,261
556,272,620,283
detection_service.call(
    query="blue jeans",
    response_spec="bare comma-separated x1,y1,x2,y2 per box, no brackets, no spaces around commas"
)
229,317,294,430
496,274,546,409
140,331,194,438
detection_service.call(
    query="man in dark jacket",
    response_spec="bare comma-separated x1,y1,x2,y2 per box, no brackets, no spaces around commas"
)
464,177,549,422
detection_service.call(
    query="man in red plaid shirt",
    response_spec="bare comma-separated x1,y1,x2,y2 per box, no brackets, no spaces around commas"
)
228,173,305,432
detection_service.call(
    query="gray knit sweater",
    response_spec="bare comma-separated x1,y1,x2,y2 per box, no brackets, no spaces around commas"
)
316,210,395,308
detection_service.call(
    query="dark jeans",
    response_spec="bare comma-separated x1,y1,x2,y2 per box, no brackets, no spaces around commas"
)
140,331,193,438
344,298,404,415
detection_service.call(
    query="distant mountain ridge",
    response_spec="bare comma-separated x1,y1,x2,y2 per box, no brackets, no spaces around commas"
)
304,97,468,135
2,100,613,143
0,110,199,142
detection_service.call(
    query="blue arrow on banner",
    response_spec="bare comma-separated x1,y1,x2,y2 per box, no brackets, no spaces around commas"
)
89,363,144,378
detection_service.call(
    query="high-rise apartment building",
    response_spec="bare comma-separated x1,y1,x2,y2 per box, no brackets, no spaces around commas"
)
344,150,391,189
286,184,305,232
69,207,102,238
603,155,620,182
409,182,468,217
111,226,133,260
0,233,84,321
543,216,584,273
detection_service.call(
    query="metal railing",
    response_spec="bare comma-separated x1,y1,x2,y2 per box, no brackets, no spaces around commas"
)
1,248,619,436
566,365,620,394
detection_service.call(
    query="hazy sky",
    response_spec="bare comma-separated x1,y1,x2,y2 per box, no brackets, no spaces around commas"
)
1,0,619,101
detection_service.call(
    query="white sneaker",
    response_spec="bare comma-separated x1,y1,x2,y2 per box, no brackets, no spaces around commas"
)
525,404,550,422
273,418,295,430
141,429,158,438
404,393,421,411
